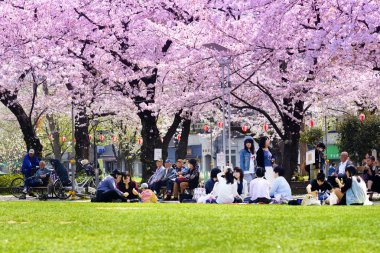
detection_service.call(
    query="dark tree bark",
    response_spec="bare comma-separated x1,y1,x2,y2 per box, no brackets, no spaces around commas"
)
176,118,191,159
45,114,62,159
74,104,90,162
0,89,43,157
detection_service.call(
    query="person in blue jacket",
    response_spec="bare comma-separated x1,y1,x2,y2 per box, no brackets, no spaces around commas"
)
21,149,40,179
239,136,256,183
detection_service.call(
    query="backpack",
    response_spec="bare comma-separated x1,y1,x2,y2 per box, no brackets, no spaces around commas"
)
346,176,366,205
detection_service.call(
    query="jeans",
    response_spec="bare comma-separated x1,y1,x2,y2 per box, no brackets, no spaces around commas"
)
150,179,169,194
96,189,127,202
24,177,43,189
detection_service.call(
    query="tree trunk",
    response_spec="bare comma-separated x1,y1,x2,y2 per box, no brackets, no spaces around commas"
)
46,114,62,159
138,109,162,182
280,98,303,181
0,91,43,158
74,104,90,163
176,118,191,159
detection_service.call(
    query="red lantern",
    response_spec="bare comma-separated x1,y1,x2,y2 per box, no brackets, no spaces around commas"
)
242,124,248,132
263,122,269,132
137,138,143,145
203,124,209,132
89,135,93,141
310,120,315,127
218,121,223,128
177,134,181,141
99,135,105,142
359,113,365,122
112,135,117,142
61,136,66,142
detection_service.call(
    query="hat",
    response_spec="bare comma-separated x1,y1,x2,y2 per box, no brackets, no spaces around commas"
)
165,159,171,163
80,159,89,166
141,183,149,189
28,149,35,154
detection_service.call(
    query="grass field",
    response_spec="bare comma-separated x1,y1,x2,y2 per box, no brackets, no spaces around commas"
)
0,202,379,253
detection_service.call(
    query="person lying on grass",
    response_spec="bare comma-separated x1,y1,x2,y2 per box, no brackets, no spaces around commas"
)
333,166,366,205
93,169,129,202
20,161,51,199
249,167,271,204
306,172,332,203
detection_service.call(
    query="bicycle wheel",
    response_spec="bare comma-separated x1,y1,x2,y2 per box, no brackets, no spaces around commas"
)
53,180,70,200
10,177,25,198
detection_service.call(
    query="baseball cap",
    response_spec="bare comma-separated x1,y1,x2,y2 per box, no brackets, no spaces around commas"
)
141,183,149,189
165,159,171,163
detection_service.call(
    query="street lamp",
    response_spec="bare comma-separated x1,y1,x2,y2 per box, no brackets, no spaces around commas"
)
92,119,99,187
203,43,233,167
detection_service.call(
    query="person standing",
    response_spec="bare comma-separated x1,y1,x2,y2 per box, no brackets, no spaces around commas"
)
256,136,275,187
21,149,40,179
239,136,256,183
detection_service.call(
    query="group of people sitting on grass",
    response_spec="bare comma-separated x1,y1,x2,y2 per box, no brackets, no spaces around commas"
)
91,139,375,205
92,170,158,203
200,166,292,204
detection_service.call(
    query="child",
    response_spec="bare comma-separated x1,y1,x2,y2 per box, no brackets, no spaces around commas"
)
139,183,158,203
306,172,332,203
249,167,271,204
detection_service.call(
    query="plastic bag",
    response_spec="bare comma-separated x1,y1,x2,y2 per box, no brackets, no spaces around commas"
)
328,192,338,205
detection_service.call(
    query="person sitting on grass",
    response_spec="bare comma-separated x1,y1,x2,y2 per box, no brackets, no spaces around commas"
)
233,167,248,199
20,161,50,199
209,167,240,204
249,167,271,204
139,183,158,203
306,172,332,203
205,168,221,194
93,169,128,202
117,172,139,202
270,166,292,203
333,166,367,205
172,159,200,201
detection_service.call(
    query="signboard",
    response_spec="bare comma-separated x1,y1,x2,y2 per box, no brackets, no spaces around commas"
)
306,149,316,165
97,146,105,154
154,148,162,160
216,152,225,167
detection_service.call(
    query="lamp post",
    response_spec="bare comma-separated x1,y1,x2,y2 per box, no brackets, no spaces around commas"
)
71,101,76,191
93,119,99,187
203,43,233,167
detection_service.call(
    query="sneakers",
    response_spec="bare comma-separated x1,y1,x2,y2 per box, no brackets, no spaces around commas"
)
164,195,172,201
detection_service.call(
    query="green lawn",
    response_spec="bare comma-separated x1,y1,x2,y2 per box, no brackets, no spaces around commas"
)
0,202,379,253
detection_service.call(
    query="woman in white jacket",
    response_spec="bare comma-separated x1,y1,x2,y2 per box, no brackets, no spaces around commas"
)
215,168,240,204
233,167,248,199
